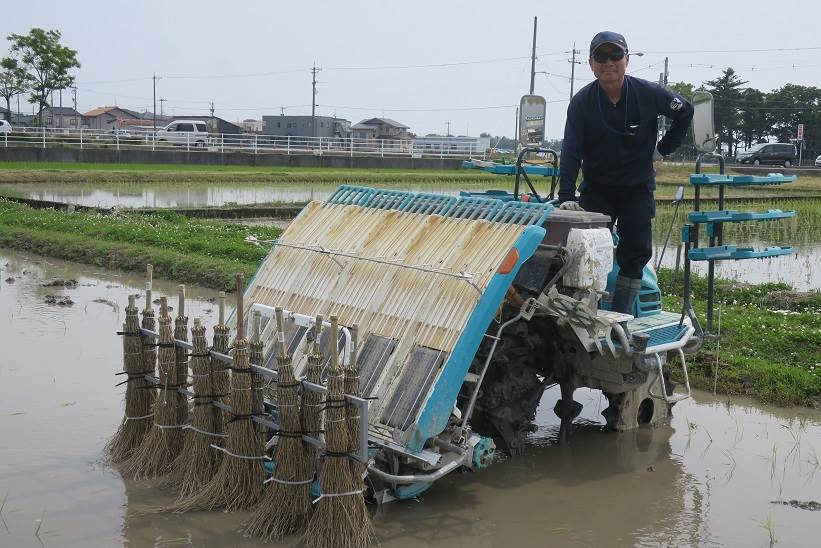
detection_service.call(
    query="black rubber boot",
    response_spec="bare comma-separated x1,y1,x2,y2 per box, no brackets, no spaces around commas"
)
611,275,642,315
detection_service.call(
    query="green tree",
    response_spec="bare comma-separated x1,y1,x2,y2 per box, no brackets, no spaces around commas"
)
704,68,747,156
737,88,768,149
665,81,697,159
765,83,821,163
7,28,80,125
0,57,29,120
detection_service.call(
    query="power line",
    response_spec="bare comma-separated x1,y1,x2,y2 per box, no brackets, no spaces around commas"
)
644,46,821,54
163,68,306,80
688,62,821,71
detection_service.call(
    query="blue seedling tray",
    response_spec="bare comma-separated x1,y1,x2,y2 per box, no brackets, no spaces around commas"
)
687,209,796,223
484,164,557,176
688,245,794,261
689,173,796,186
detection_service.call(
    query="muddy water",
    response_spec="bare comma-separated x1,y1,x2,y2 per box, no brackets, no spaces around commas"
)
1,250,820,547
654,242,821,292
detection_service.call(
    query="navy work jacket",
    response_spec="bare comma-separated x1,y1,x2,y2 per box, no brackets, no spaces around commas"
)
558,75,694,202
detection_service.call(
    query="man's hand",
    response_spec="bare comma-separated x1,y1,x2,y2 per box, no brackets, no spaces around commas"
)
559,201,585,211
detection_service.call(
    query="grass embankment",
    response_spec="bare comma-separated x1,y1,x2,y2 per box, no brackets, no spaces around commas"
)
0,198,278,290
1,160,820,199
657,269,821,408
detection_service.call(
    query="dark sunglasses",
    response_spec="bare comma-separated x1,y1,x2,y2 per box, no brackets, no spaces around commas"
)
592,49,626,63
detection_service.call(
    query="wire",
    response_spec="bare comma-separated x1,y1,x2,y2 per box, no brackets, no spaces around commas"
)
644,46,821,54
164,68,307,80
324,55,531,71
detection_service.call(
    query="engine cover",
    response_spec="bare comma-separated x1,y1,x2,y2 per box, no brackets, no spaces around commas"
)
563,228,614,292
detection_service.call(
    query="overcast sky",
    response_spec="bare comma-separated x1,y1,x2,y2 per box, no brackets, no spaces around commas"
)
4,0,820,139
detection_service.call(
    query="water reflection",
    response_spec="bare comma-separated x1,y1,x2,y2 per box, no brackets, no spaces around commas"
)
4,181,467,209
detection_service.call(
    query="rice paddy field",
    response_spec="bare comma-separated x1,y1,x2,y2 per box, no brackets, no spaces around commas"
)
0,160,818,407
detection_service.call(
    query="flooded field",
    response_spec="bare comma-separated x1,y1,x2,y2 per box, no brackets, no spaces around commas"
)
0,181,465,208
654,242,821,291
1,249,820,547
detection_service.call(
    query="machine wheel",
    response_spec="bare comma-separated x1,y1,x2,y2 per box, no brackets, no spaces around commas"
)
753,159,761,165
462,315,555,455
784,159,792,167
602,375,674,432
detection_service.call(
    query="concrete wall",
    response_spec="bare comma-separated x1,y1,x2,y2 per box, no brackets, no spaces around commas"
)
0,146,464,170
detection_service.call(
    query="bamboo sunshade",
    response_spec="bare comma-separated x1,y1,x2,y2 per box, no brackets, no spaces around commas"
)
248,201,526,352
243,199,531,436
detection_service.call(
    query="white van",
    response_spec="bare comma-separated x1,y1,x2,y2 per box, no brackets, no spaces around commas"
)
155,120,209,147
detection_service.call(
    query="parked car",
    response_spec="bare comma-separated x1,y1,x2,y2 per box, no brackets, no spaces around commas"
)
0,120,12,133
155,120,209,147
815,154,821,168
736,142,797,167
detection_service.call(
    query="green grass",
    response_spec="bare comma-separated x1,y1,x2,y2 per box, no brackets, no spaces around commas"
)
0,199,280,290
657,268,821,407
654,198,821,245
2,159,819,197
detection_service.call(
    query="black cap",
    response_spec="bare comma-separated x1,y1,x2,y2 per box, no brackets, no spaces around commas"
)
589,31,628,56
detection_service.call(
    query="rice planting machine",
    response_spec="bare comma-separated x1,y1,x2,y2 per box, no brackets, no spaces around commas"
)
224,162,697,502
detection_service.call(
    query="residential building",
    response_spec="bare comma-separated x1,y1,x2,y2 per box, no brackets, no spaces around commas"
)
0,106,8,121
82,106,141,131
238,119,263,133
412,135,491,154
40,106,83,129
262,115,350,138
351,117,412,141
10,112,35,127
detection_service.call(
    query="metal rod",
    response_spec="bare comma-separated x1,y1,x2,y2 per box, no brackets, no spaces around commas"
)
367,449,466,484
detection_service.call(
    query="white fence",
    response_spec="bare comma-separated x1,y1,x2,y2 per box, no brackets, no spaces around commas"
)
1,126,486,159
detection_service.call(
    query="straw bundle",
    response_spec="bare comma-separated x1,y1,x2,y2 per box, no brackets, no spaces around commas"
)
173,285,190,427
246,308,314,540
343,325,375,546
139,278,158,413
106,294,152,463
301,315,325,464
169,275,266,512
249,310,265,418
164,319,223,499
211,291,231,433
304,317,375,548
121,297,185,479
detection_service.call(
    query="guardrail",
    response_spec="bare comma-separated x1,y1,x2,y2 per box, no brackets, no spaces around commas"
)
1,126,487,160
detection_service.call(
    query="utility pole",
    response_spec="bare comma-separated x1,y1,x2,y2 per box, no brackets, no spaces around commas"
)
280,106,285,116
58,88,63,128
311,64,321,138
663,56,669,87
159,98,167,118
446,121,451,137
72,86,77,111
152,73,161,132
515,106,519,145
569,43,581,99
209,100,215,131
529,16,537,94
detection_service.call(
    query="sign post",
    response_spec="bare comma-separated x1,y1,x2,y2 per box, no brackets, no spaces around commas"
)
797,124,804,166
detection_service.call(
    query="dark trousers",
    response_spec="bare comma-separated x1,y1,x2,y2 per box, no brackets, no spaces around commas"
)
579,186,655,279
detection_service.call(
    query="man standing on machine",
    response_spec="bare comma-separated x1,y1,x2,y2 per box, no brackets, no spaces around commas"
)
558,31,694,314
